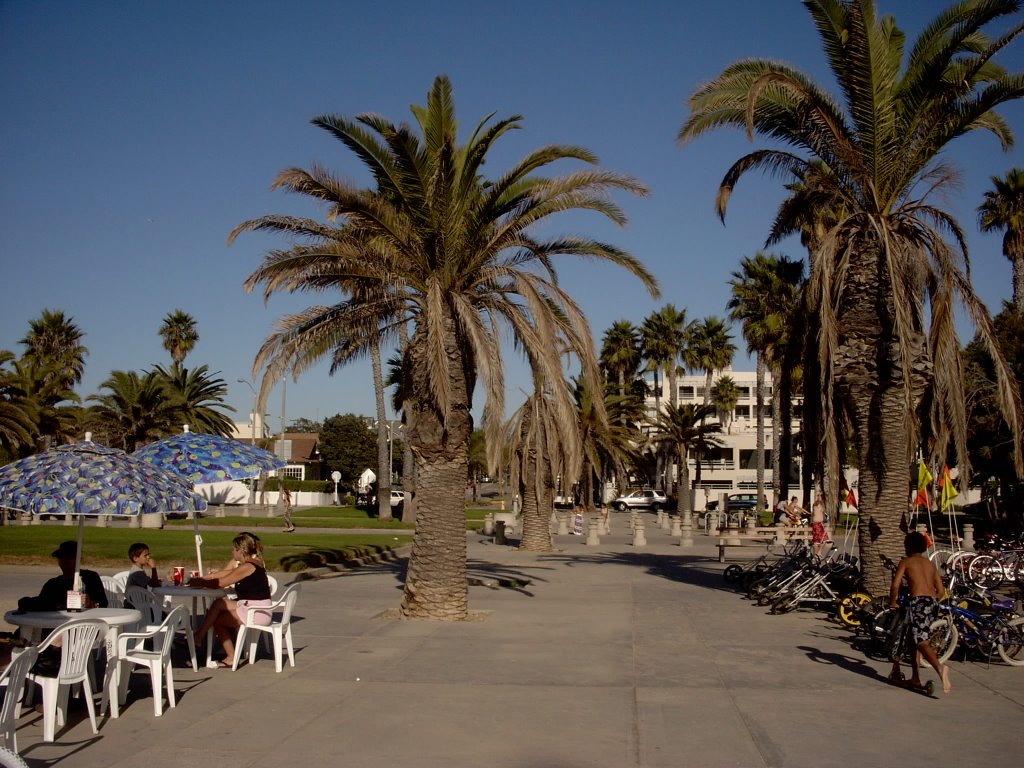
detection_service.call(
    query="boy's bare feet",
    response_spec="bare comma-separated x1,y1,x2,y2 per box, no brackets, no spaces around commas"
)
940,664,952,693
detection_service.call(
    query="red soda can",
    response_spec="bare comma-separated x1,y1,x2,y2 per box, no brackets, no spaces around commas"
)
173,566,185,586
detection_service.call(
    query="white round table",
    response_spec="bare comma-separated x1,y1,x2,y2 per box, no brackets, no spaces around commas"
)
3,607,142,724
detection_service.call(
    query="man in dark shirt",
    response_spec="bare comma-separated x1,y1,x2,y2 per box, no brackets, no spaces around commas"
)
20,540,108,611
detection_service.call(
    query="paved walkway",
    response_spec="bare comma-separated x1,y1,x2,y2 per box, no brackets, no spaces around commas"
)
2,520,1022,767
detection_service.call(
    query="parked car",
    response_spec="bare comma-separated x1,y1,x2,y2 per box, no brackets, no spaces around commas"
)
611,489,668,512
705,493,760,512
390,490,408,509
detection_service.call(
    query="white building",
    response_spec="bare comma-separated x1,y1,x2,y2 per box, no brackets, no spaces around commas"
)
642,366,805,504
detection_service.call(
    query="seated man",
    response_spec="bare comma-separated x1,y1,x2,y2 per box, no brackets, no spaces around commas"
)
19,540,108,611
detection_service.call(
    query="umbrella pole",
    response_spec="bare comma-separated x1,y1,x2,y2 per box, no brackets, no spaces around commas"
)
193,508,204,575
73,512,84,592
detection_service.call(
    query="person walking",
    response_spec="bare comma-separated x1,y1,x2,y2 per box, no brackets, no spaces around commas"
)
281,486,295,532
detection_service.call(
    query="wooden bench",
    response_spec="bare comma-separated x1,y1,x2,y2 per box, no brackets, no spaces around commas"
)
716,526,813,562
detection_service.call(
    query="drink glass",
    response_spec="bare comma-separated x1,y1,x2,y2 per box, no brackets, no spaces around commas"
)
172,566,185,586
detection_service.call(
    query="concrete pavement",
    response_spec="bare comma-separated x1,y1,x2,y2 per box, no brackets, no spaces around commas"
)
2,516,1022,767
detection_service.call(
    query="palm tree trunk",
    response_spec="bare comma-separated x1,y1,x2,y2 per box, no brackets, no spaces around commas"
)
400,320,473,620
770,364,782,510
371,336,392,521
398,321,416,525
519,399,555,552
755,354,765,513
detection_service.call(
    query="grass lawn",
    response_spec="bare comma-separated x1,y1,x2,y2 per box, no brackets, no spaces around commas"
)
0,525,411,572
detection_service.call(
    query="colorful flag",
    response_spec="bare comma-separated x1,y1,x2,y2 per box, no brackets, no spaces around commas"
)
914,460,933,509
939,465,959,511
840,474,858,509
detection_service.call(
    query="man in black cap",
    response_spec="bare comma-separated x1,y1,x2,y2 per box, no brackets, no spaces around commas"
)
19,540,108,611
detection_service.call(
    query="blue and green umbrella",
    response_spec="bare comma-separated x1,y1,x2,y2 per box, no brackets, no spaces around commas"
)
0,438,207,585
0,439,207,518
132,429,286,485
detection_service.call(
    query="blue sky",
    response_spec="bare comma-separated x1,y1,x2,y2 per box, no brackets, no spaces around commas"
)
2,0,1023,430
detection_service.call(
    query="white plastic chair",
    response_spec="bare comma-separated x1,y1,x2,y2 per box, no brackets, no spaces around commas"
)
110,605,184,717
22,618,106,742
124,586,197,672
111,570,131,591
100,576,125,609
0,646,38,752
232,583,301,672
0,746,28,768
266,574,279,597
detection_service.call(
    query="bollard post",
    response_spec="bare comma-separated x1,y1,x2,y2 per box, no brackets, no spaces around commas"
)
679,510,693,547
632,517,647,547
64,511,74,527
483,512,494,535
670,515,681,537
586,517,601,546
962,523,975,552
660,511,671,530
96,514,107,528
557,513,569,535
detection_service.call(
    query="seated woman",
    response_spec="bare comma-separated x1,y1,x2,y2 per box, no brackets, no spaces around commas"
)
190,532,272,667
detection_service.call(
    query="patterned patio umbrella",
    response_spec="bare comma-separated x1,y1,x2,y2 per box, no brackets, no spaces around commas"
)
132,428,286,484
0,437,207,588
0,439,208,518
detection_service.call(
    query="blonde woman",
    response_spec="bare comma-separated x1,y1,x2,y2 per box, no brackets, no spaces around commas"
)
191,532,272,667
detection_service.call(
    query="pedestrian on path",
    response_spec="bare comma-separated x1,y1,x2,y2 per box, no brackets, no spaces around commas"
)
282,486,295,532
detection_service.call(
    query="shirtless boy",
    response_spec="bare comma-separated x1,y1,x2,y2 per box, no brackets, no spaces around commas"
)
888,531,952,694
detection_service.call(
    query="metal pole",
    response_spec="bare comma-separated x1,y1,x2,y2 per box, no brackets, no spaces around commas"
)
238,379,258,507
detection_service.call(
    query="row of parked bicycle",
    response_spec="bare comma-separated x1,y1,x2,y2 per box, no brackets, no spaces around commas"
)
723,539,1024,667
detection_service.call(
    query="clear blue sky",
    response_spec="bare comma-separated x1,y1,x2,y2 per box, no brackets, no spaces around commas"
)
2,1,1022,429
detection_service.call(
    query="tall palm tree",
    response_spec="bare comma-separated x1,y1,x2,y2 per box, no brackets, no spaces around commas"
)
599,320,641,399
650,403,723,522
728,253,804,511
159,310,199,368
230,76,658,618
979,168,1024,312
710,374,740,435
686,317,735,407
681,0,1024,592
20,309,87,394
640,307,689,491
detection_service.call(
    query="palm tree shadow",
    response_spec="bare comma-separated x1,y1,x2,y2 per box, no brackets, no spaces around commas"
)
533,549,738,594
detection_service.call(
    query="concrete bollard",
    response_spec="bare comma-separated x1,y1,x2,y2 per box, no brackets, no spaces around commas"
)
557,513,569,535
660,512,671,530
95,514,107,528
655,508,664,528
483,512,494,536
586,517,601,546
632,518,646,547
629,511,637,532
962,523,975,552
26,512,38,526
670,516,681,537
241,505,251,517
129,515,141,529
215,507,226,518
679,511,693,547
64,512,74,527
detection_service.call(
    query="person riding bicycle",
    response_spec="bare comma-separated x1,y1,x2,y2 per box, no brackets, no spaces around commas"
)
888,531,952,694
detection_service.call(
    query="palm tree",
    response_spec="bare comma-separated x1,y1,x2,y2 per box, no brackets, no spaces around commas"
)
979,168,1024,312
650,403,723,528
640,307,690,491
680,0,1024,593
20,309,87,393
154,364,236,436
686,317,735,407
87,370,175,451
710,375,740,435
600,320,641,399
0,351,34,459
230,76,658,618
728,253,804,511
159,310,199,368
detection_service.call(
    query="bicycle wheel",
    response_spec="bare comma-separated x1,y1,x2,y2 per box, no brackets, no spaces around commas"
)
882,611,908,662
1013,558,1024,591
723,564,743,583
927,616,958,664
996,616,1024,666
967,554,1003,589
837,592,873,628
944,551,973,581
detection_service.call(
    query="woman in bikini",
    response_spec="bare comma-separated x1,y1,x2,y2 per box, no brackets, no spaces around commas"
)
191,532,273,667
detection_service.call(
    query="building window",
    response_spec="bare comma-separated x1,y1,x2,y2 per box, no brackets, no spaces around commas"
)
734,406,750,419
680,385,695,400
738,386,751,399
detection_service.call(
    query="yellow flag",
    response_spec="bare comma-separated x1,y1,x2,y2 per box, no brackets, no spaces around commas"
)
914,461,933,509
940,465,959,511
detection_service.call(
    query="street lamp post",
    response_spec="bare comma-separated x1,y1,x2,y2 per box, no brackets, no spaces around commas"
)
238,379,258,507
